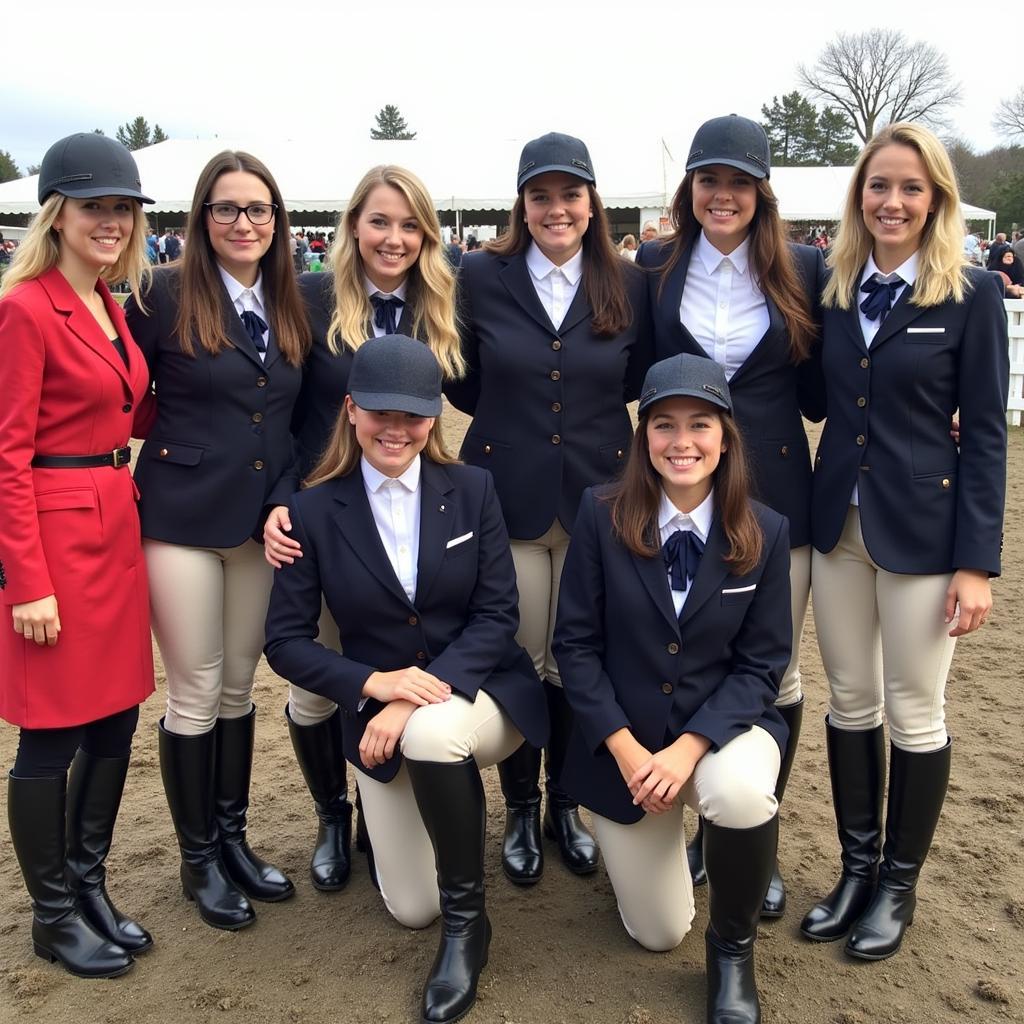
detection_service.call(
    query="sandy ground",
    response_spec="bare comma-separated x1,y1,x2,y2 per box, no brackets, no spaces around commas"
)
1,414,1022,1024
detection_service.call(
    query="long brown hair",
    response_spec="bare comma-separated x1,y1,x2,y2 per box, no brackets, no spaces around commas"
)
485,182,633,337
170,151,309,365
608,405,763,575
656,173,817,363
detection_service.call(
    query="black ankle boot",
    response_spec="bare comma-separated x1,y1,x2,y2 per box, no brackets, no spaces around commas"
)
158,719,255,930
66,750,153,953
406,757,491,1024
704,816,778,1024
214,707,294,903
497,741,543,884
687,817,707,887
800,721,885,942
542,681,598,875
286,707,352,891
8,772,134,978
761,697,803,919
845,739,951,961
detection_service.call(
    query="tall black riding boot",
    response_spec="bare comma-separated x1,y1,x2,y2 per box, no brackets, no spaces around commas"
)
158,718,255,930
286,706,352,891
800,720,885,942
704,815,779,1024
214,706,294,902
687,816,707,887
406,757,491,1024
66,750,153,953
846,738,951,961
497,740,543,884
542,681,598,875
8,772,134,978
761,697,803,918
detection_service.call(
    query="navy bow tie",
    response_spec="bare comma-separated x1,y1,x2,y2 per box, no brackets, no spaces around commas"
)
240,309,268,352
662,529,705,593
370,294,404,335
859,274,903,323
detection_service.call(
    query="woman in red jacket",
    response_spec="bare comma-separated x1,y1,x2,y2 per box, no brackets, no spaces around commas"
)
0,134,156,978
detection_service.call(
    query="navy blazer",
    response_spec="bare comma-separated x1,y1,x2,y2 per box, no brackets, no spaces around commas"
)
552,489,790,825
263,460,549,783
446,250,653,539
125,267,302,547
636,239,825,548
812,267,1009,576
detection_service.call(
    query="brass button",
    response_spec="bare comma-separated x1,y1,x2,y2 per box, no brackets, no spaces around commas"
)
253,460,264,470
252,412,264,423
780,445,789,457
550,370,561,381
416,650,426,661
122,403,132,413
551,402,562,413
860,358,870,369
667,642,680,655
941,478,951,489
856,397,867,408
256,376,268,387
159,448,169,457
408,615,419,626
551,339,562,350
855,435,866,446
552,435,561,445
616,449,624,459
483,444,492,454
815,455,821,466
661,682,673,695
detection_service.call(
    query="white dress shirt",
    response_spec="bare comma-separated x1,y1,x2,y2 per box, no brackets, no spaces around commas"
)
657,488,714,617
680,233,770,380
361,454,421,602
525,242,584,330
218,266,269,360
363,278,409,338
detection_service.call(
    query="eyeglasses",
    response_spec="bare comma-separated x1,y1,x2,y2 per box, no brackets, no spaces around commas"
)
203,202,278,225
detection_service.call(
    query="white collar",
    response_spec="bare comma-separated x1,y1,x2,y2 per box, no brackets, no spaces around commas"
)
360,453,421,493
363,276,409,303
696,231,751,277
525,241,584,285
658,487,714,543
861,249,919,287
218,265,265,309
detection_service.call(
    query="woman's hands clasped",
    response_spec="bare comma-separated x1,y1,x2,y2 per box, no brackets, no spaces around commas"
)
359,700,418,769
606,728,711,815
13,595,60,646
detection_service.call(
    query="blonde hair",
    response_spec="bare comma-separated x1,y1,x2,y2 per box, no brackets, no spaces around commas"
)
326,165,464,379
304,399,457,487
823,123,968,310
0,193,151,302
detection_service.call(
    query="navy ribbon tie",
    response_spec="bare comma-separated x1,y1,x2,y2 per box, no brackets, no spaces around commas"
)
240,309,268,352
370,294,404,335
859,274,903,323
662,529,705,593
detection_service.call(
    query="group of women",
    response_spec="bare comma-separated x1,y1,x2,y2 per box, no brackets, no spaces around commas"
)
0,113,1008,1024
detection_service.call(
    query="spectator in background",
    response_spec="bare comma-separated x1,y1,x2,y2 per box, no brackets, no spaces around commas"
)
1012,230,1024,262
996,247,1024,298
641,221,658,243
963,229,982,266
163,228,181,262
986,232,1010,269
446,233,463,268
620,234,637,261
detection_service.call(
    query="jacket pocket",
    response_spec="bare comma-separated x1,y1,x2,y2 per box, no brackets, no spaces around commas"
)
598,439,630,474
148,440,205,466
34,488,97,512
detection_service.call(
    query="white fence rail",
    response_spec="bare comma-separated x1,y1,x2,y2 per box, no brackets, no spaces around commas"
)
1008,299,1024,427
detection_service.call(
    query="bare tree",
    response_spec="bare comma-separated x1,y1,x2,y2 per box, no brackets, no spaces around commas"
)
799,29,961,143
993,87,1024,139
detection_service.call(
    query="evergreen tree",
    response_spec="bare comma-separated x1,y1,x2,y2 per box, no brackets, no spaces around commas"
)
813,107,860,164
370,105,416,140
761,92,819,165
116,116,154,151
0,149,20,182
152,124,169,144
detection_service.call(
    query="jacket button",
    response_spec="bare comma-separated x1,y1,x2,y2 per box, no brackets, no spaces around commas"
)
855,435,866,446
616,449,624,459
941,478,950,489
860,357,870,369
122,403,132,413
253,460,264,470
551,402,562,412
661,682,673,695
252,412,264,423
815,455,821,466
667,642,680,654
856,397,867,408
780,445,789,457
483,444,492,454
416,650,426,661
256,376,268,387
551,339,562,350
408,615,419,626
552,435,561,445
550,370,561,381
159,448,169,457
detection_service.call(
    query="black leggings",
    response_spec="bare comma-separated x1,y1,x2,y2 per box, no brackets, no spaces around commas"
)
13,705,140,778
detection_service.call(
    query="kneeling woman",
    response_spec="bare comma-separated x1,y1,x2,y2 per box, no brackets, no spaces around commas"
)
265,334,547,1024
553,354,791,1024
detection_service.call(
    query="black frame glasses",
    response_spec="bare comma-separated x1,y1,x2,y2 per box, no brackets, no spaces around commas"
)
203,202,279,225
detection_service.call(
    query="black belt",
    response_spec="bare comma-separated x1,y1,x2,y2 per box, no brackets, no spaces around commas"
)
32,447,132,469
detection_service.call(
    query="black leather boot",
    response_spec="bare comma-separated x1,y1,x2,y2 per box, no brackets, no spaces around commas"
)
214,707,294,902
286,707,352,891
542,681,598,875
761,697,803,918
687,817,707,887
66,750,153,953
496,740,543,884
800,720,885,942
8,772,134,978
406,757,491,1024
845,738,951,961
704,815,778,1024
158,718,255,930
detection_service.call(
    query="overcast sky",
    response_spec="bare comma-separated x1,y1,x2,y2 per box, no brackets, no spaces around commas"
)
3,0,1011,172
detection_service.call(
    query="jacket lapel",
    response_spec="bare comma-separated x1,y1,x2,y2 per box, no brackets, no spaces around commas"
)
498,254,559,334
219,280,269,371
555,278,593,335
414,462,457,604
729,296,784,387
397,300,416,338
631,547,681,637
677,518,731,629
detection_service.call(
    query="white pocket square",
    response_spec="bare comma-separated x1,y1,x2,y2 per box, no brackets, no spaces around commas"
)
721,584,757,594
907,327,945,334
446,531,474,549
